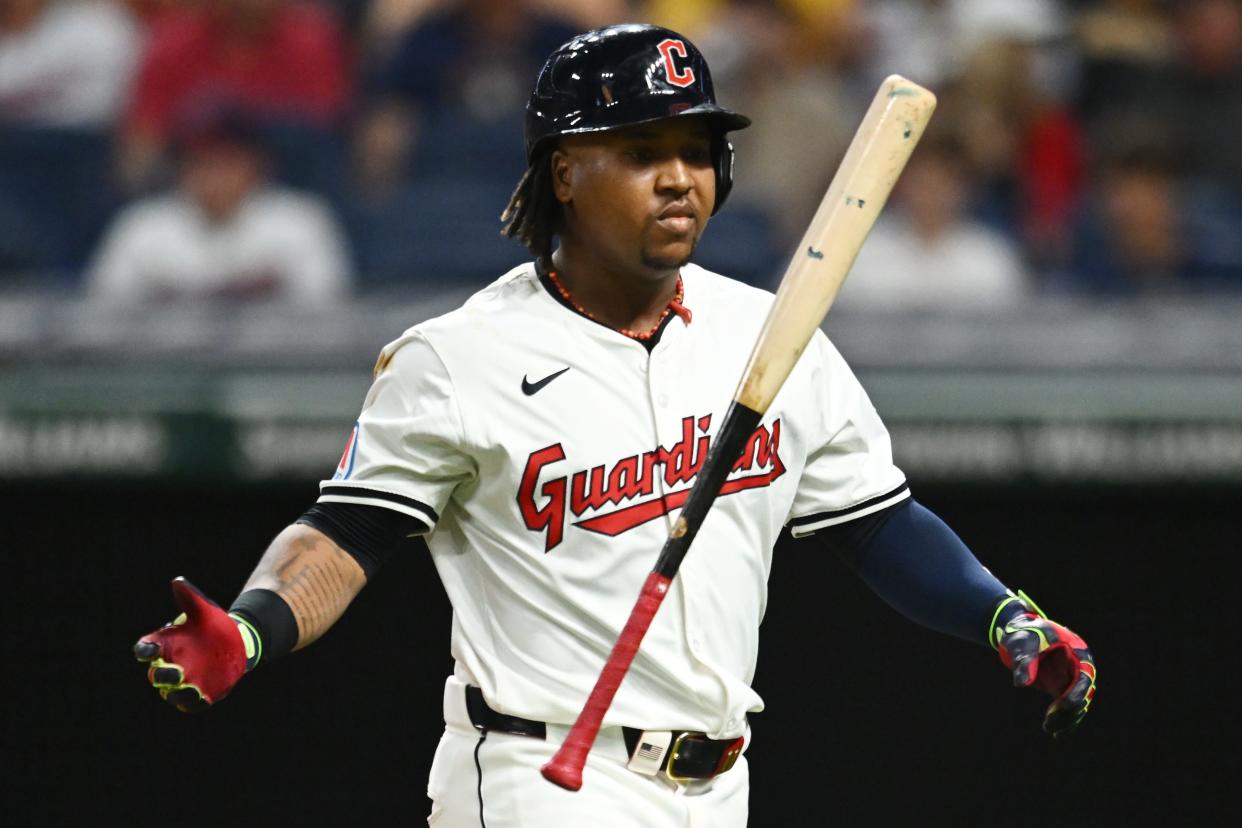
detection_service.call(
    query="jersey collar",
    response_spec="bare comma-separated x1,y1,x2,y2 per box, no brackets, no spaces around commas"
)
535,262,691,352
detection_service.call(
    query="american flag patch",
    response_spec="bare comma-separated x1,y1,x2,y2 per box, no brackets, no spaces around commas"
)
625,730,672,776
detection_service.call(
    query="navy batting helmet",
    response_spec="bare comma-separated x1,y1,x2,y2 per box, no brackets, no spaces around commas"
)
524,23,751,214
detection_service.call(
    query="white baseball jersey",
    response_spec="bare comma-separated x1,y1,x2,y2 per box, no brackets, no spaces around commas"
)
318,262,908,739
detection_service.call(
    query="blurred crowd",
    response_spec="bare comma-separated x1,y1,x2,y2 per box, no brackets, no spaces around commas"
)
1,0,1241,308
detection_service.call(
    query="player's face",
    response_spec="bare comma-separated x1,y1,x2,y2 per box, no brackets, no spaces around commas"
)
553,118,716,278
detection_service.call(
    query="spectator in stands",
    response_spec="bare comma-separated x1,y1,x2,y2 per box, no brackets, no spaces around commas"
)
839,131,1030,311
856,1,1082,276
677,1,860,248
360,0,622,54
858,0,963,91
1078,0,1242,193
0,0,140,129
642,0,863,49
119,0,351,191
1071,142,1180,293
858,0,1065,93
353,0,579,197
345,0,588,287
352,0,631,196
1,0,141,280
1065,130,1242,295
1073,0,1176,124
1163,0,1242,190
88,106,354,304
944,43,1082,272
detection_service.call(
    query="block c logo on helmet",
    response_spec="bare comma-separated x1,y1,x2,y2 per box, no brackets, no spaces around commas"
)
657,38,696,88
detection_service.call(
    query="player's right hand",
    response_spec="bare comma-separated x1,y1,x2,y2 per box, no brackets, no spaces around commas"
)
134,577,247,712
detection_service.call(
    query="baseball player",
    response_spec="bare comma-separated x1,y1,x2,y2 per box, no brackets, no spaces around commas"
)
135,24,1096,827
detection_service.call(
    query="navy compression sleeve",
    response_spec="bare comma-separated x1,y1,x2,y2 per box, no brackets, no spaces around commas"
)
813,498,1015,645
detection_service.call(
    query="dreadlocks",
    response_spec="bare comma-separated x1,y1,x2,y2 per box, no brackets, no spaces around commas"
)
500,149,559,269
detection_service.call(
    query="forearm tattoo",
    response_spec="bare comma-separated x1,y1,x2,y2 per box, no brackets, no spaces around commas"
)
244,525,366,649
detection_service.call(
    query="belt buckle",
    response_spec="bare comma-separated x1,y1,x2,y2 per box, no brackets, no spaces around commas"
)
665,732,745,783
665,732,697,783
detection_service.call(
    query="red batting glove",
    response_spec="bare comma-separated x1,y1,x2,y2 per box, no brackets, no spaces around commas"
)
134,578,247,712
990,591,1097,739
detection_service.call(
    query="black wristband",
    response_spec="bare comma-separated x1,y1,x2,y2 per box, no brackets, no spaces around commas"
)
229,588,299,669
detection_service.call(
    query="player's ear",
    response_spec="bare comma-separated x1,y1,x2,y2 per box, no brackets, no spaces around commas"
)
551,148,574,205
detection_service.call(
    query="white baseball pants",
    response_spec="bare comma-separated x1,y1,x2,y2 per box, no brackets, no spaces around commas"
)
426,678,749,827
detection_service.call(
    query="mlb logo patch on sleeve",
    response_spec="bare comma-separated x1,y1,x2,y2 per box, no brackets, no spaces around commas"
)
333,422,360,480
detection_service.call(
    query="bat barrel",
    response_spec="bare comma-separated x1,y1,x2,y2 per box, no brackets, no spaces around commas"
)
735,75,936,413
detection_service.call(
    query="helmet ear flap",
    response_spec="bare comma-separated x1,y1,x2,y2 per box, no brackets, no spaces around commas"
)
712,136,735,215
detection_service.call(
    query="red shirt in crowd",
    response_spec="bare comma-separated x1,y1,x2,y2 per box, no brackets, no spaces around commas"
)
1021,106,1084,246
126,1,350,137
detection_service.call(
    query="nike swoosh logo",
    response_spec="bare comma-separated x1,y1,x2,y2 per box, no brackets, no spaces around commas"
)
522,366,570,396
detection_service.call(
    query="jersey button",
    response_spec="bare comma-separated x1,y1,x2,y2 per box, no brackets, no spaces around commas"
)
656,393,669,407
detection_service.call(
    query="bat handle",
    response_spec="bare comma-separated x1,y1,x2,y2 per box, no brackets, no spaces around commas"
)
541,571,673,791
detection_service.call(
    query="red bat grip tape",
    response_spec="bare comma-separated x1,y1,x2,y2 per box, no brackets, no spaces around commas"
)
541,571,674,791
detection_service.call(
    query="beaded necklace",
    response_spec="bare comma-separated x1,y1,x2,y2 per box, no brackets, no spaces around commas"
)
546,270,692,341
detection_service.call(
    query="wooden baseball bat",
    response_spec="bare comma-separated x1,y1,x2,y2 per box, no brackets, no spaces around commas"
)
542,75,937,791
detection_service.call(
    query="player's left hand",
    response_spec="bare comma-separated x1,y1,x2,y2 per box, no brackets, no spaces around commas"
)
990,592,1096,739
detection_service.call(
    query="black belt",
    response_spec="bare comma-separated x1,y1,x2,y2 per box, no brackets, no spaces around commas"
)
464,685,744,781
